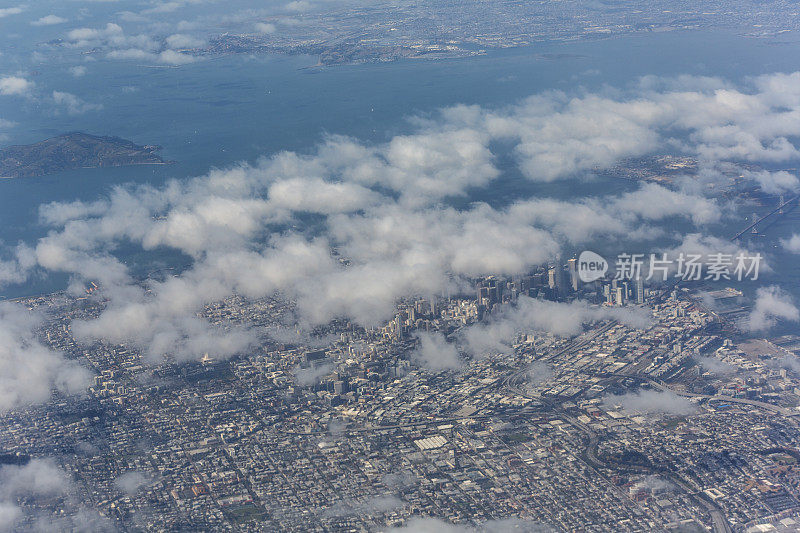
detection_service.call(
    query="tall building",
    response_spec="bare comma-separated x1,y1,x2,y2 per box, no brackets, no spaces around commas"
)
568,258,579,292
615,286,625,306
477,277,503,305
635,276,644,304
548,264,563,297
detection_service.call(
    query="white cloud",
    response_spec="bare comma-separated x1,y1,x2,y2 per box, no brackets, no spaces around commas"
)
0,303,92,413
254,22,276,34
165,33,204,49
293,361,334,385
285,0,311,12
603,389,697,416
158,49,195,65
746,285,800,332
68,65,87,77
0,459,110,533
695,355,736,375
51,91,103,115
0,7,23,19
412,332,461,370
142,1,183,14
6,72,800,363
67,23,127,47
457,296,651,358
611,183,721,225
0,76,33,96
107,48,153,61
67,23,159,55
31,15,67,26
114,471,151,495
744,169,799,195
781,234,800,254
0,459,70,501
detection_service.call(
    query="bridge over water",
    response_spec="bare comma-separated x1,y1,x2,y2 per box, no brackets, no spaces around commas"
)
730,194,799,241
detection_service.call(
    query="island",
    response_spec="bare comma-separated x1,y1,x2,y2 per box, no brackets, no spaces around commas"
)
0,132,171,178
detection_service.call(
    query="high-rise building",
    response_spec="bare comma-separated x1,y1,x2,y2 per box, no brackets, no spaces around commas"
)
568,258,579,292
635,277,644,304
548,264,563,297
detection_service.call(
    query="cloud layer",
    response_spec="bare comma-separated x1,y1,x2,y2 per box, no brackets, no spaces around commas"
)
602,389,697,416
746,285,800,332
2,72,799,407
0,303,91,414
0,459,110,533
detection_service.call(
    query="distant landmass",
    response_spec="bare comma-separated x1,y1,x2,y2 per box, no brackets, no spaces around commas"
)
0,132,171,178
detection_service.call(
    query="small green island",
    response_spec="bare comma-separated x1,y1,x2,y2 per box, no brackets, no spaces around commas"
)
0,132,172,178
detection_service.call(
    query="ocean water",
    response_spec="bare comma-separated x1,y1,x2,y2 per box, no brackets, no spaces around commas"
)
2,29,800,330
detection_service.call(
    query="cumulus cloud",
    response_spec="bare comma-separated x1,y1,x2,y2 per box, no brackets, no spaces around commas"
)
254,22,277,34
411,296,649,369
165,33,204,49
51,91,103,115
0,7,23,19
603,389,697,416
464,297,650,355
456,297,651,358
0,459,69,532
68,65,87,78
31,15,67,26
0,459,110,533
412,332,461,370
0,244,36,287
65,22,196,65
293,361,335,386
695,355,736,375
746,285,800,332
634,475,674,493
744,169,799,195
158,49,195,65
70,283,258,362
660,233,768,280
0,459,71,500
67,23,136,49
322,495,404,518
6,72,800,365
0,302,92,413
440,72,800,181
523,361,553,386
285,1,312,13
142,1,184,15
780,234,800,254
0,76,33,97
114,471,151,495
107,48,195,65
413,296,652,366
610,183,721,225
